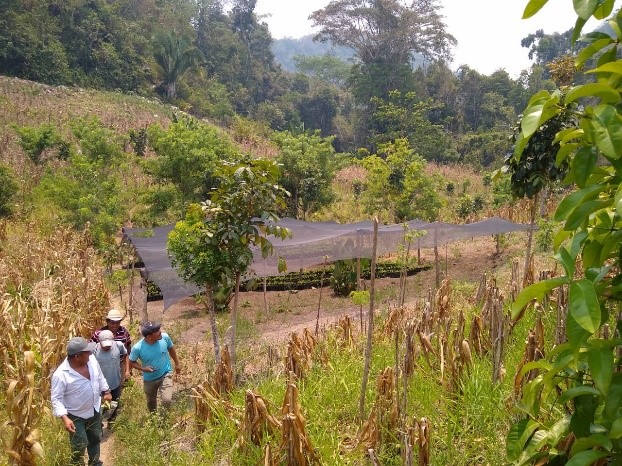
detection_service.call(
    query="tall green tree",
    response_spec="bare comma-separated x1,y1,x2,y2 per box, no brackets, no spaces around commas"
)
506,2,622,464
310,0,456,102
360,138,442,221
153,31,204,100
145,115,236,211
273,130,336,219
168,158,290,367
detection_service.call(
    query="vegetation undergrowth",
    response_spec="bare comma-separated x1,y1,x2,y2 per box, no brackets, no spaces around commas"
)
72,275,553,466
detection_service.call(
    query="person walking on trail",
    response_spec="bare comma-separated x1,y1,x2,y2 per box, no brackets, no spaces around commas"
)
51,337,112,466
129,321,181,413
91,308,132,355
93,329,129,429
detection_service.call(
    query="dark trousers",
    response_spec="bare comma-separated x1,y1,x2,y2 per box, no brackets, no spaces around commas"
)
67,410,103,466
108,384,122,421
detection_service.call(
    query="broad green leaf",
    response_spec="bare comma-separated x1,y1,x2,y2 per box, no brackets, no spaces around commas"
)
587,61,622,75
568,279,601,333
555,246,576,278
615,184,622,217
522,0,549,19
558,385,600,404
587,346,613,395
570,434,612,455
510,278,569,319
565,199,613,230
574,0,599,20
604,373,622,424
565,450,609,466
555,184,604,222
571,147,597,188
566,82,620,104
610,417,622,438
576,38,614,65
520,92,558,139
518,360,553,378
591,105,622,159
592,0,615,19
566,312,591,348
506,418,539,460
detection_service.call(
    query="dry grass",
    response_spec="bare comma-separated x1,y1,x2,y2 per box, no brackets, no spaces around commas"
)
0,222,110,464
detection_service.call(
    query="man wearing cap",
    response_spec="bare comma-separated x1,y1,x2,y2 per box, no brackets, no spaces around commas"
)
51,337,112,466
129,321,181,413
91,309,132,355
94,330,130,428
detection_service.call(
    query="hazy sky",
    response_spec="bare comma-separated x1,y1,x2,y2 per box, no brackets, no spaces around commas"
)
255,0,620,77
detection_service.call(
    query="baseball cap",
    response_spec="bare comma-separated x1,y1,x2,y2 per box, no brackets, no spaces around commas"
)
106,309,123,321
99,330,114,348
67,337,96,356
140,321,161,337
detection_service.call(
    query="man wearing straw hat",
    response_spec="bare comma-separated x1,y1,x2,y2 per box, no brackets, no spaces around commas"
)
91,308,132,355
51,336,112,466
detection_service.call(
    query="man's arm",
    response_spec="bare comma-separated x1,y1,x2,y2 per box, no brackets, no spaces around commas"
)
168,347,181,374
51,375,75,433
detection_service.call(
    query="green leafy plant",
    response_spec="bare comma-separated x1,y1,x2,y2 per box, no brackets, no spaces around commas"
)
506,3,622,464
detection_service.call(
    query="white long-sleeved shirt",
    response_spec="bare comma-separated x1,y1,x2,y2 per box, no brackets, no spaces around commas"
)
51,354,109,419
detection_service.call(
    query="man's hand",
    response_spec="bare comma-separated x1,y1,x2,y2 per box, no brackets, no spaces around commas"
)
103,392,112,402
62,415,76,433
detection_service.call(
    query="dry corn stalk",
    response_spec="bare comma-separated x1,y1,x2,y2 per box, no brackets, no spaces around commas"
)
192,380,238,434
0,225,108,466
338,315,354,347
262,443,278,466
403,322,418,378
285,331,315,380
434,278,451,322
415,417,431,466
468,314,485,355
238,390,281,447
214,345,233,394
359,406,380,450
383,306,404,337
359,368,397,451
278,380,319,465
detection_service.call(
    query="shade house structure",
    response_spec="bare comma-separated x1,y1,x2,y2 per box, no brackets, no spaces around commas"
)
122,217,531,310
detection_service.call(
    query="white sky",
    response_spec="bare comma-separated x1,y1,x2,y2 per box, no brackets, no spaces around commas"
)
255,0,621,78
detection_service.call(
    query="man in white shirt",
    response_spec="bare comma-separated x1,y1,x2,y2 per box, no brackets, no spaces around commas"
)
51,337,112,466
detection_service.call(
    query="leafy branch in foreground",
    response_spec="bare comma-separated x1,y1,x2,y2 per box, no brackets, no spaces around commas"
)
506,1,622,464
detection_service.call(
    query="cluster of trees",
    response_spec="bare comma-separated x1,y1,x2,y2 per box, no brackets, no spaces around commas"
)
1,0,583,164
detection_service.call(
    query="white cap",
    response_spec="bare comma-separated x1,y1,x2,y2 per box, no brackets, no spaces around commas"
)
99,329,114,348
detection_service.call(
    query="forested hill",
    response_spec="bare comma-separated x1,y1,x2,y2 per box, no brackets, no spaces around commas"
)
0,0,588,160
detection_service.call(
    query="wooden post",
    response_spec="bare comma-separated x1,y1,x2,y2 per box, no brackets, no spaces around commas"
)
359,217,378,421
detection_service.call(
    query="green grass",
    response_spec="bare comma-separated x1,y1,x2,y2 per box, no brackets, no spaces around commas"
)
104,281,542,465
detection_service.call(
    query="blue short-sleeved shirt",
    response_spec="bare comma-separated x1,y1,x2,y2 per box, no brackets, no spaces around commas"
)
129,332,174,381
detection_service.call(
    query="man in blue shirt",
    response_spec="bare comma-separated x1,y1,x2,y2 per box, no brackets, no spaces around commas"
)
129,322,181,413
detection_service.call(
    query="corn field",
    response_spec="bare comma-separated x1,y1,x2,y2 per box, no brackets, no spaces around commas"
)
0,222,109,465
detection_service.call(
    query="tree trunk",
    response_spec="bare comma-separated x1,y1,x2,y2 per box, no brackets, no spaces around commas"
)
522,194,538,288
166,81,176,100
359,217,378,421
229,272,241,370
205,284,221,364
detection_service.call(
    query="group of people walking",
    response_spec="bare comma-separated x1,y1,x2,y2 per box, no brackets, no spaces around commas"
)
50,309,181,466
